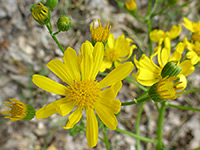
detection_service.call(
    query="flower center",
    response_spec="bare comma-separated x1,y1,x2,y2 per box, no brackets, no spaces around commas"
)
10,103,26,118
157,76,184,99
105,49,119,61
67,80,100,109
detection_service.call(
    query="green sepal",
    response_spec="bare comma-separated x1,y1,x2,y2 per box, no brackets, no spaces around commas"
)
23,105,35,121
161,61,182,78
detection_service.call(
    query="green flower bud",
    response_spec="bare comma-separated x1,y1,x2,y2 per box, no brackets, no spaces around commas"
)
57,16,71,32
23,105,36,121
46,0,58,10
161,61,182,78
31,2,50,25
167,0,179,6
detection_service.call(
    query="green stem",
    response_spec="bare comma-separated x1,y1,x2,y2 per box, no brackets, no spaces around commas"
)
116,128,155,143
46,25,65,54
121,96,150,106
125,76,147,91
102,129,110,150
183,87,200,94
146,0,159,19
136,102,145,150
53,30,60,36
151,4,170,18
168,103,200,112
147,19,153,56
156,101,167,150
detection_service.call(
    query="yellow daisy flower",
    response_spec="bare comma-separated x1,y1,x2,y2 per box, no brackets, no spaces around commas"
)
31,2,50,25
125,0,137,11
90,19,111,45
100,33,137,72
148,76,185,102
1,99,35,121
182,17,200,41
32,41,133,148
184,37,200,65
133,41,194,89
150,25,181,46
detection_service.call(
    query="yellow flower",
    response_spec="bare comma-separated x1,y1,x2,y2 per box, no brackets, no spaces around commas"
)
100,33,137,72
150,25,181,46
182,17,200,41
31,2,50,25
32,41,133,148
125,0,136,11
133,41,194,89
90,19,111,45
148,76,185,102
184,37,200,65
1,99,35,121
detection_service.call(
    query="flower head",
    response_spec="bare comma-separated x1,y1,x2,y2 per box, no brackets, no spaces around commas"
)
1,99,35,121
150,25,181,46
148,76,185,102
57,16,71,32
182,17,200,42
90,19,111,45
100,33,137,72
125,0,137,11
32,41,133,148
133,42,194,89
31,2,50,25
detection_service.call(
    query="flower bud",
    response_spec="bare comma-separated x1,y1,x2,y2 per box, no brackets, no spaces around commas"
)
161,61,182,78
46,0,58,10
57,16,72,32
125,0,137,11
31,2,50,25
1,99,35,121
148,76,185,102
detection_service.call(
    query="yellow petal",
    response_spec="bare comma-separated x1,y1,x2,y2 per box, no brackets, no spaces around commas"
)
158,47,170,67
90,42,104,79
1,111,11,114
150,29,164,43
62,47,80,82
86,108,98,148
99,60,112,72
80,41,94,80
182,17,195,32
170,42,184,62
55,97,75,116
95,102,118,130
98,62,134,89
36,101,57,119
63,107,82,129
106,33,115,49
180,60,195,77
47,59,74,85
168,25,181,39
186,51,199,65
32,74,68,95
177,74,187,90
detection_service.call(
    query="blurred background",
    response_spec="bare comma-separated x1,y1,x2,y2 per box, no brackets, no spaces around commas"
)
0,0,200,149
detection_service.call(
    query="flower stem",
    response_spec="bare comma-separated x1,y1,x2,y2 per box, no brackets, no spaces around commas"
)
116,128,156,143
136,102,145,150
46,24,65,54
121,96,150,106
102,129,110,150
168,103,200,112
183,87,200,94
125,76,147,91
156,101,167,150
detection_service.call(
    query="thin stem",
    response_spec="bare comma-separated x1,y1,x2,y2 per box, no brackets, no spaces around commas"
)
116,128,156,143
136,102,145,150
151,4,170,18
147,19,153,56
146,0,159,19
125,76,147,91
53,30,60,36
46,25,65,54
121,96,150,106
168,103,200,112
102,129,110,150
156,101,167,150
183,87,200,94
